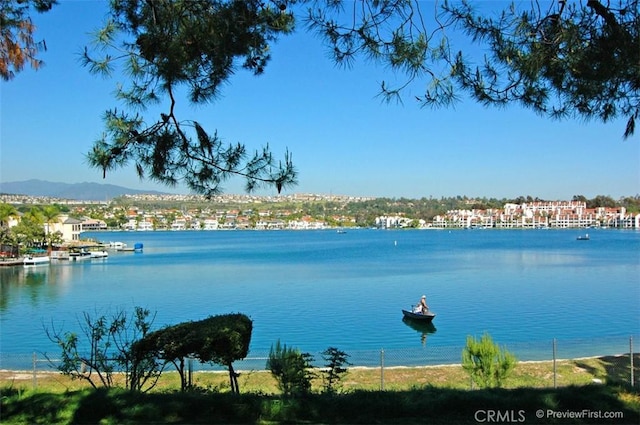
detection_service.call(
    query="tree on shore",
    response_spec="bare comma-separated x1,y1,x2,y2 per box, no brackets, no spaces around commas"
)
133,313,253,393
320,347,351,394
41,204,60,253
10,206,46,251
0,203,18,228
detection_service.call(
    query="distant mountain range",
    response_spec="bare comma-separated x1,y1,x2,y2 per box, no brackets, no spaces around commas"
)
0,179,169,201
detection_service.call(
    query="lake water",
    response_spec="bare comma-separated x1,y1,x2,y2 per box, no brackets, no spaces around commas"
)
1,228,638,368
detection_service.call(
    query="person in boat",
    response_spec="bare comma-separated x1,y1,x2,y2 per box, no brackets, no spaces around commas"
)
419,295,429,314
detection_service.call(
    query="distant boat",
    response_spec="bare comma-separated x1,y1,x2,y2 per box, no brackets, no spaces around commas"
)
23,255,50,265
402,309,436,322
577,234,590,241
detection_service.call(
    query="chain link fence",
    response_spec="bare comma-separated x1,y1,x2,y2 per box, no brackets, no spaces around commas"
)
2,335,637,390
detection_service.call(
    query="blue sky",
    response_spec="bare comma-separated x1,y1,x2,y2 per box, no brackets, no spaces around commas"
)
1,1,638,200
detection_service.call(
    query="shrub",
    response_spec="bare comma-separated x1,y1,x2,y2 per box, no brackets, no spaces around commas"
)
266,340,315,396
45,306,161,392
132,313,253,393
462,332,516,388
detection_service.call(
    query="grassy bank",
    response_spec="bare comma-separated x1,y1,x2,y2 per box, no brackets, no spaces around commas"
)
3,355,637,393
2,384,638,424
1,356,638,424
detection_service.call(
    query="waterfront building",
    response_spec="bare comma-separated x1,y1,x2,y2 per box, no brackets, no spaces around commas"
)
375,215,413,229
61,217,83,241
203,218,219,230
433,201,639,229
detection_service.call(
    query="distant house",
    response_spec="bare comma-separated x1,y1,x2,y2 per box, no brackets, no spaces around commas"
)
123,219,137,231
137,220,154,231
203,218,219,230
171,219,186,231
82,218,108,231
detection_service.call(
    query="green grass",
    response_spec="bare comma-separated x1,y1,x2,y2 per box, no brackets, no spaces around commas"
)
1,384,638,424
1,355,638,424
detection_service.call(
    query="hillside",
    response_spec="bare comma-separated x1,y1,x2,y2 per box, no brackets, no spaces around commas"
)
0,179,168,201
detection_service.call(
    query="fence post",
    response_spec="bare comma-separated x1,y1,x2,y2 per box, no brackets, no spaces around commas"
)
380,348,385,391
552,338,557,389
630,336,634,388
32,352,37,389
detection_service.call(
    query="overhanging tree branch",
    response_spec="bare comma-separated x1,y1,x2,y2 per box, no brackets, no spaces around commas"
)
84,0,298,195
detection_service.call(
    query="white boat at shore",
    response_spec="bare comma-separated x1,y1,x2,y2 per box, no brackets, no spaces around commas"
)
69,248,91,261
90,250,109,258
23,255,50,265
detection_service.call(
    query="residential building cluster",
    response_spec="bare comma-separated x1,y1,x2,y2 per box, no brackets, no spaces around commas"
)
431,201,640,229
116,205,331,232
3,196,638,246
118,193,375,204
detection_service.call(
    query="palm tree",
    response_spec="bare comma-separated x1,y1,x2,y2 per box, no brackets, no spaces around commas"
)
21,207,45,250
0,203,19,257
0,203,19,228
41,205,61,253
0,226,17,258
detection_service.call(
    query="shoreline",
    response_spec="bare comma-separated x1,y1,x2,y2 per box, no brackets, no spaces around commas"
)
0,352,633,377
2,354,637,396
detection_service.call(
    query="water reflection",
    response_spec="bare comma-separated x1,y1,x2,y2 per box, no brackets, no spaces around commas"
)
0,264,68,310
402,317,437,345
24,265,50,305
0,266,23,310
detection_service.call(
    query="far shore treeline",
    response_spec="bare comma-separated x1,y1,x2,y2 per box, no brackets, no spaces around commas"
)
2,193,639,230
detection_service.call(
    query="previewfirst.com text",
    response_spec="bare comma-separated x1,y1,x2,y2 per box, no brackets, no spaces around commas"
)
473,409,624,422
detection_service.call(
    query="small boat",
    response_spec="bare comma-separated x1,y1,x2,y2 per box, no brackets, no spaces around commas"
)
69,248,91,261
109,242,126,250
577,234,590,241
402,309,436,322
23,255,50,265
90,250,109,258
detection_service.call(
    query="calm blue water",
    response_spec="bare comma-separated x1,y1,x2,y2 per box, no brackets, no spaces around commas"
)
1,229,639,367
